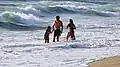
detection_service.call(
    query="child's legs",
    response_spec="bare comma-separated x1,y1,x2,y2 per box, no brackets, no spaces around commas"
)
45,40,46,43
71,31,75,40
45,39,49,43
66,32,71,41
45,37,49,43
47,38,49,43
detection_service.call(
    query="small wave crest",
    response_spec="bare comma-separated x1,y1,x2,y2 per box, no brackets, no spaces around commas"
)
44,5,120,17
17,5,45,17
78,1,109,5
0,21,46,30
2,11,40,24
51,41,109,49
0,3,17,6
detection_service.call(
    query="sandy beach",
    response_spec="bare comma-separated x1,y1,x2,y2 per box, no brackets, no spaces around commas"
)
89,56,120,67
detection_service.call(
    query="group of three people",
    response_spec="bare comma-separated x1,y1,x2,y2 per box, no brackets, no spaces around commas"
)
44,16,76,43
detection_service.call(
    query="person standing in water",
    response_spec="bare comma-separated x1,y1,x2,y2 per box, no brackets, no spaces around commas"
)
66,19,76,41
52,16,63,42
44,26,52,43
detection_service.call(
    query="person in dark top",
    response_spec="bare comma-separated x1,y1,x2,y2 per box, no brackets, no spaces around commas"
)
52,16,63,42
44,26,52,43
66,19,76,41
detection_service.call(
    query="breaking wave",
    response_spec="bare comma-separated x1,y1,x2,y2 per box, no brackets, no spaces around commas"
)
0,1,120,30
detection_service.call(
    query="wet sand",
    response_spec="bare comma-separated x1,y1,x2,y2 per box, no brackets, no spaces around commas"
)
89,56,120,67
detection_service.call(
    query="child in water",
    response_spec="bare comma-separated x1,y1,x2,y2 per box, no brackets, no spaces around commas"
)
66,19,76,41
44,26,52,43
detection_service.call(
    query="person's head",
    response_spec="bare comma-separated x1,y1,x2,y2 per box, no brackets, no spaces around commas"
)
56,16,60,20
69,19,73,24
47,26,51,29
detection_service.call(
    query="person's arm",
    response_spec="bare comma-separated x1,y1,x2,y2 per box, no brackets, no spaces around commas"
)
67,24,70,29
52,21,55,32
44,31,47,39
49,29,52,33
66,24,68,29
73,24,76,29
61,21,63,31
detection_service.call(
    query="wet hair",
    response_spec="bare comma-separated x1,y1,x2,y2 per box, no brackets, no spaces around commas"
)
56,16,60,19
69,19,73,24
47,26,51,29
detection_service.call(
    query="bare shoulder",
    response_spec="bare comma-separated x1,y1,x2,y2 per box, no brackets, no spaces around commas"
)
59,20,63,23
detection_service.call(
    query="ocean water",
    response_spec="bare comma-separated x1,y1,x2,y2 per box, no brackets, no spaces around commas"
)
0,0,120,67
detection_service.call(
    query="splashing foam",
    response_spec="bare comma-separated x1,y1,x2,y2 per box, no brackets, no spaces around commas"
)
2,11,40,25
17,5,43,17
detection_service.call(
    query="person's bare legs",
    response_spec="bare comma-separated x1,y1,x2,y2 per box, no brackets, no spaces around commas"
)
57,36,59,42
53,36,56,42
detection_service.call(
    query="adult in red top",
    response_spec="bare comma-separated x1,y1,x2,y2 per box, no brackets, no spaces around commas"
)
52,16,63,42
